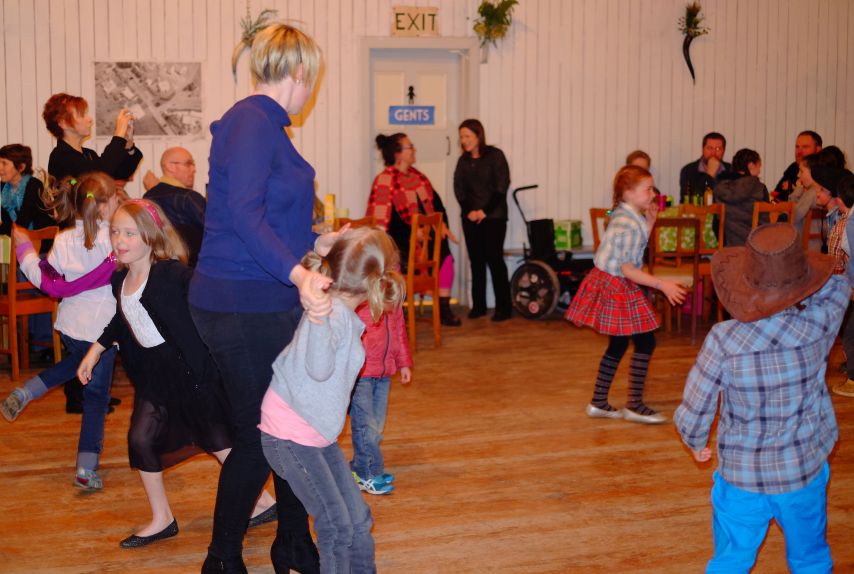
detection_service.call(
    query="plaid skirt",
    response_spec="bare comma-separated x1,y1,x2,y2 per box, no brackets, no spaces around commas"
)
565,267,659,335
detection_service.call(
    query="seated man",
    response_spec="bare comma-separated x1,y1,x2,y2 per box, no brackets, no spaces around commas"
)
679,132,731,203
142,147,205,266
774,130,822,202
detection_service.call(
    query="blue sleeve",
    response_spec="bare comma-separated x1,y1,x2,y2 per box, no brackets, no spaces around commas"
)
222,109,300,285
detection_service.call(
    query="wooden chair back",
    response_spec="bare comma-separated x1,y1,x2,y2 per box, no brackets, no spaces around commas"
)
648,217,701,342
589,208,610,252
801,206,827,251
405,213,443,352
334,215,376,231
678,203,725,255
0,227,61,380
752,201,794,228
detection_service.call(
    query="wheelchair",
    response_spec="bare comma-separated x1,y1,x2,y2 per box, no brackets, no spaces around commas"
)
509,185,592,319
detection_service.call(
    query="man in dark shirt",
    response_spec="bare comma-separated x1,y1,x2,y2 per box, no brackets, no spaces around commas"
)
773,130,822,201
679,132,731,202
142,147,205,266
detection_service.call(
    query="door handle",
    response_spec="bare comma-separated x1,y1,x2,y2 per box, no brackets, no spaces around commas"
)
446,136,451,156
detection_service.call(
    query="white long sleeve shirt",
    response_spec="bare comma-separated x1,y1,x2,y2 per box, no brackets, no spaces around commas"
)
19,220,116,342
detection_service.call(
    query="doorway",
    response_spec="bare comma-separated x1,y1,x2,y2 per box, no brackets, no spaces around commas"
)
364,38,479,303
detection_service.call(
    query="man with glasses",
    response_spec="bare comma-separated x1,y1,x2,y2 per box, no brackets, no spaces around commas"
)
679,132,731,203
143,147,206,265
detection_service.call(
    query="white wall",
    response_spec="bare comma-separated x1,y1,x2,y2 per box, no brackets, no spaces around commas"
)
2,0,852,246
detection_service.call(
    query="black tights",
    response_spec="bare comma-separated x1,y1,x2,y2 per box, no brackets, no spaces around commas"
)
591,332,657,415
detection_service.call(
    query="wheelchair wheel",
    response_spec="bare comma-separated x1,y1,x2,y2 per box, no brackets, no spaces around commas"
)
510,260,560,319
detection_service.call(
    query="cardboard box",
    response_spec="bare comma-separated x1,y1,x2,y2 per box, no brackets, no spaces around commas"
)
554,219,582,249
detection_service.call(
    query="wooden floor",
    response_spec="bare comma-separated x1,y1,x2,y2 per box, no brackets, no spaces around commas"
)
1,312,853,573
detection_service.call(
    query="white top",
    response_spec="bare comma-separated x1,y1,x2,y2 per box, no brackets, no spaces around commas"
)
120,277,165,348
19,220,116,342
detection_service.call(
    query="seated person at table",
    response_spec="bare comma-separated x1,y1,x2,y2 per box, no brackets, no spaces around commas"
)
774,130,822,202
713,148,768,247
793,149,846,231
679,132,731,202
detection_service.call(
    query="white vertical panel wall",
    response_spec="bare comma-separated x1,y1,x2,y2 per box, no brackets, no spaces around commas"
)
1,0,852,246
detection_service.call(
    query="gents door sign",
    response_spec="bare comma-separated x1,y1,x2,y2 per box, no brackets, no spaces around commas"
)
391,6,439,37
389,106,435,125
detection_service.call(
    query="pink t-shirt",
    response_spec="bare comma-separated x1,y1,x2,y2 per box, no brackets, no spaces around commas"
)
258,388,332,447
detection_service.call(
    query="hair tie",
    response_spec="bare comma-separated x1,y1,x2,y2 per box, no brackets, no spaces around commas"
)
85,192,95,199
69,178,77,186
126,199,164,228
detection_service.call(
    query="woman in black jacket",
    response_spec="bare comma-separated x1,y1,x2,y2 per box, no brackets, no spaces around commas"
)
43,93,142,182
453,119,512,321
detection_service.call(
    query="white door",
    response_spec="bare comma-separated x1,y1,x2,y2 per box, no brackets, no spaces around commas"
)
370,49,465,301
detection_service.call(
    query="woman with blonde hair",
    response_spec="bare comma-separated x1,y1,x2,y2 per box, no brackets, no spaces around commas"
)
189,22,340,574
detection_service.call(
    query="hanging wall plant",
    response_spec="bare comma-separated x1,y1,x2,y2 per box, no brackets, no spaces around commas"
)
473,0,519,63
678,2,709,83
231,6,278,81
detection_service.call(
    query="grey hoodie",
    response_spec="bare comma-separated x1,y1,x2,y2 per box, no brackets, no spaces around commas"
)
268,298,366,443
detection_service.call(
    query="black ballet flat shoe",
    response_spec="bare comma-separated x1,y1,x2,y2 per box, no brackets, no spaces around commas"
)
119,519,179,548
467,308,487,319
247,503,277,528
109,396,122,407
271,532,320,574
201,554,248,574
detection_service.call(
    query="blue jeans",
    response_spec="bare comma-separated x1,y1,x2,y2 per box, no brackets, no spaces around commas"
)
262,433,376,574
349,376,391,479
38,335,116,458
707,463,832,574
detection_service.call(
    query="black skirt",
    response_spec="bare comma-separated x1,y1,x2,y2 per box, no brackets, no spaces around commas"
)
125,342,232,472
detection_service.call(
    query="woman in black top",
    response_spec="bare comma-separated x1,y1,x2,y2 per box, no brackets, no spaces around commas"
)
43,93,142,182
453,119,512,321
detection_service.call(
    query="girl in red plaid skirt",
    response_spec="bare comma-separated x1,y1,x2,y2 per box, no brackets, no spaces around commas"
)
566,165,686,424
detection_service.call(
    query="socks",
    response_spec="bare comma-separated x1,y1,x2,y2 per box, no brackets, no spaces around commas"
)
626,352,655,415
591,354,622,411
23,375,48,401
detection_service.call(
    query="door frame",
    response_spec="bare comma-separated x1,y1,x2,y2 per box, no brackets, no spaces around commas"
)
360,37,480,303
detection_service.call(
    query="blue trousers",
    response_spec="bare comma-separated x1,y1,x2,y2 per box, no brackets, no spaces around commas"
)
707,463,832,574
349,376,391,479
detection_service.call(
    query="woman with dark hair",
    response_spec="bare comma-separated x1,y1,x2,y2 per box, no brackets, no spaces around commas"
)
713,148,768,247
453,118,512,321
43,93,142,181
0,144,54,234
367,132,461,326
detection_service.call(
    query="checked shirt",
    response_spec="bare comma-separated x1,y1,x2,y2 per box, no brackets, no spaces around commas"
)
674,275,848,494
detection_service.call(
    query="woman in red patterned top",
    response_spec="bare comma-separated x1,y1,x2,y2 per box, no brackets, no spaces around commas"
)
367,133,461,326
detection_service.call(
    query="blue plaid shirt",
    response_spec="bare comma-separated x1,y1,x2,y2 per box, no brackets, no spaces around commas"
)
593,203,648,277
674,275,847,494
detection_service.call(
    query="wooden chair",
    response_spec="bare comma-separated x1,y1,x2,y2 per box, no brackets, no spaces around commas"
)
405,213,443,352
801,206,827,251
589,208,610,251
334,215,376,230
679,203,725,322
648,217,701,343
0,227,62,381
752,201,794,228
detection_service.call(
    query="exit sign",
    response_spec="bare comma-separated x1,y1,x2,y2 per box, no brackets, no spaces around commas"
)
392,6,439,37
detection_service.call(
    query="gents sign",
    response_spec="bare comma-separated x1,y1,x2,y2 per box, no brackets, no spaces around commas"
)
392,6,439,36
389,106,435,125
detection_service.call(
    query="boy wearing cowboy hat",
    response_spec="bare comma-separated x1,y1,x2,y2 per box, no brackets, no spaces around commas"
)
674,223,847,573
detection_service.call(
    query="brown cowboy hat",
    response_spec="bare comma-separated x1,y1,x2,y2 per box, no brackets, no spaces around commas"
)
711,223,834,322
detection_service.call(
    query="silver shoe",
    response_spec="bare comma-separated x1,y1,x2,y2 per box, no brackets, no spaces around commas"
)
585,403,624,419
622,408,667,425
74,468,104,491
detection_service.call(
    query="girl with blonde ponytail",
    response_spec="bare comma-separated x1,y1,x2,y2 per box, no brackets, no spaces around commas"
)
260,226,404,572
